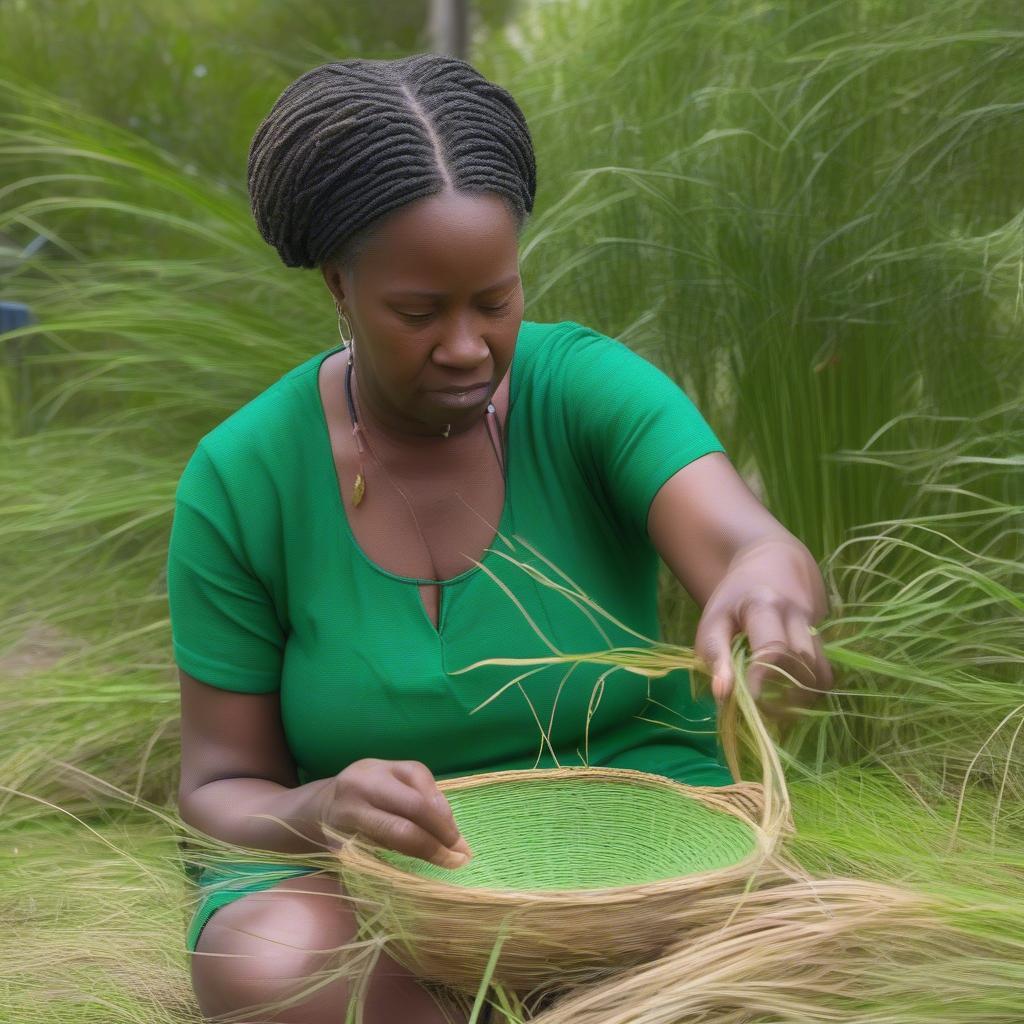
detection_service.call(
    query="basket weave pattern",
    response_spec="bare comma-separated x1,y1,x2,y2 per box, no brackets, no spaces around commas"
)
331,766,790,991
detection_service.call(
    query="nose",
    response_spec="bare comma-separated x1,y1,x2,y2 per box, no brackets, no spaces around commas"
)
431,316,491,371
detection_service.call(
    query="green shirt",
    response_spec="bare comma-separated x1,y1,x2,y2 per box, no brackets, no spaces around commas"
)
166,319,732,788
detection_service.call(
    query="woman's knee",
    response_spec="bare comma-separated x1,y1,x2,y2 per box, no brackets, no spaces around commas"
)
190,872,358,1019
189,872,466,1023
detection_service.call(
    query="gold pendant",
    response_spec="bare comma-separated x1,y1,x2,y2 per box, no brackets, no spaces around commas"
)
353,473,365,507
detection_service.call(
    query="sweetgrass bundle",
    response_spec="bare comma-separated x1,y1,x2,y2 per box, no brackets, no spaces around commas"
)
521,875,1024,1024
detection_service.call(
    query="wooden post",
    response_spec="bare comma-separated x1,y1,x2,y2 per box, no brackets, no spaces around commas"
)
429,0,470,60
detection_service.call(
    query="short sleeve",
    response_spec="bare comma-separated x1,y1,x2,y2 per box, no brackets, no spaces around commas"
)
166,443,285,693
560,324,727,537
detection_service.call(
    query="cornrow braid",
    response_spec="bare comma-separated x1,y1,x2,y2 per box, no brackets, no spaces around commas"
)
247,53,537,270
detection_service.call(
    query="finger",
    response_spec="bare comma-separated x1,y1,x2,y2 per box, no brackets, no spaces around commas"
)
389,765,473,860
782,608,834,705
694,608,739,706
740,600,793,701
758,696,799,728
809,624,835,695
377,774,465,851
392,763,469,853
357,803,472,870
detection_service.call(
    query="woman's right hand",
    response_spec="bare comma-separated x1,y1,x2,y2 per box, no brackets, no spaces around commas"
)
316,758,474,870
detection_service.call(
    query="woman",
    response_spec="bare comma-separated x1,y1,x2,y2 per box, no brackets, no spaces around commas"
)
168,54,833,1024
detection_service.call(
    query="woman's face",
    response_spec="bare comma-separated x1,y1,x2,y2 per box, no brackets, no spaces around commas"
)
321,191,524,439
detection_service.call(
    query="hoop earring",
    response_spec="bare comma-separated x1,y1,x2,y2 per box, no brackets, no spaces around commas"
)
336,305,354,346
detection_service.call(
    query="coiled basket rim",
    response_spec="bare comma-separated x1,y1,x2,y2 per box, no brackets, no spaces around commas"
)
330,765,780,902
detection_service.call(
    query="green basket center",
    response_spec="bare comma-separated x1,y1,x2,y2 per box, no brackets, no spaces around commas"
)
376,777,758,890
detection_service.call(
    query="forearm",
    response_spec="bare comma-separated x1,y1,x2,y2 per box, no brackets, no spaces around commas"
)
179,776,336,856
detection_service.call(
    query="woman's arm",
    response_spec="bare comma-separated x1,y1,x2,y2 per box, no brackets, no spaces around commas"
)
647,451,834,723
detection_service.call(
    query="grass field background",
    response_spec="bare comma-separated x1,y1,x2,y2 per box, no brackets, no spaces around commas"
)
1,1,1021,1021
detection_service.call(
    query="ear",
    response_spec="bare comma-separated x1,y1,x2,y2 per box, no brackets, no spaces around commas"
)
320,261,348,310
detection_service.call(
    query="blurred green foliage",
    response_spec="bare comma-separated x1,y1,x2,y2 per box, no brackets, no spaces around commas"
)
0,0,521,177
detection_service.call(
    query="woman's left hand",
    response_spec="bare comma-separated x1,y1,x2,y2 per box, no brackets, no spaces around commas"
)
693,538,834,725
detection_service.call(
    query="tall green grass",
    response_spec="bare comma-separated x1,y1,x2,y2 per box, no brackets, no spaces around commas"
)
490,0,1024,557
784,403,1023,796
0,0,1022,1020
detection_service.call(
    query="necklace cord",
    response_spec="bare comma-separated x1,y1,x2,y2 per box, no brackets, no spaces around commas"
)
342,347,508,583
345,346,505,472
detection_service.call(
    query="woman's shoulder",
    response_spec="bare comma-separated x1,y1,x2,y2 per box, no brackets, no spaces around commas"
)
516,318,617,374
517,319,654,393
519,318,599,348
177,347,329,491
519,319,640,360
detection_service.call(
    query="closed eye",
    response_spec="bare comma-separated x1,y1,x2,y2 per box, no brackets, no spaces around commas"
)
396,300,513,323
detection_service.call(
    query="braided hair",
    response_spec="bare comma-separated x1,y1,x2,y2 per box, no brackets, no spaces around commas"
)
247,54,537,271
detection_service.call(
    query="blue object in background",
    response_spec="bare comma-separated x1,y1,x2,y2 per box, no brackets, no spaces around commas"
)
0,300,34,334
1,300,37,435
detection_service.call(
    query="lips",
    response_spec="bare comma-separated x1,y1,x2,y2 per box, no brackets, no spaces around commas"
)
431,382,492,409
435,383,490,395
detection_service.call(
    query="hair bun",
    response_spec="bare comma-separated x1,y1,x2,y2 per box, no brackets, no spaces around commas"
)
247,54,537,270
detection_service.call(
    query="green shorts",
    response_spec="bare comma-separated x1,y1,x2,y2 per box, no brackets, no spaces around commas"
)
185,860,321,953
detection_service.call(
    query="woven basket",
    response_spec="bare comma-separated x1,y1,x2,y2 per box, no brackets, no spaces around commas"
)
330,764,793,992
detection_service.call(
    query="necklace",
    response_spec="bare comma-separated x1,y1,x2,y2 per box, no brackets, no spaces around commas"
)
342,349,507,556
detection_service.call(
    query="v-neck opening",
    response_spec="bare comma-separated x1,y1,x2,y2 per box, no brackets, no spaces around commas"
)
311,339,519,636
